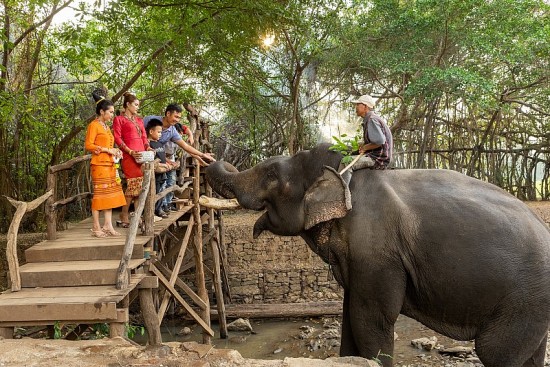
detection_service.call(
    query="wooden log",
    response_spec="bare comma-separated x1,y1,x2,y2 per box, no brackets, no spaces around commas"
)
192,164,211,344
206,184,228,339
154,181,191,203
116,164,153,290
5,190,53,292
139,288,162,346
49,154,91,174
210,301,344,319
199,196,240,210
46,171,57,240
51,192,92,210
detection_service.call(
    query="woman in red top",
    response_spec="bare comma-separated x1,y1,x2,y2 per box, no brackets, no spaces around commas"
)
112,92,149,227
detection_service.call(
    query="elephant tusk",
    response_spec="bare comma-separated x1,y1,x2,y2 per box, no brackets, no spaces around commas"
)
339,153,365,175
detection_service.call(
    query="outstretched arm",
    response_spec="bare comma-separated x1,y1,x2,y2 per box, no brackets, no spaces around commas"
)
176,139,215,163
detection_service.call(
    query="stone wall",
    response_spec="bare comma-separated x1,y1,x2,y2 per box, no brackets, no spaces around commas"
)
222,211,343,304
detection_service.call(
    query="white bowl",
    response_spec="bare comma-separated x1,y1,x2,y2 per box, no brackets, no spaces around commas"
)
135,150,155,164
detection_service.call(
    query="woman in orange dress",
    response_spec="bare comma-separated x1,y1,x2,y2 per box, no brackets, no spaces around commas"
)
113,92,149,227
85,92,127,237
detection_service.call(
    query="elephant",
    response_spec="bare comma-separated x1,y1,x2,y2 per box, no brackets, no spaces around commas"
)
205,143,550,367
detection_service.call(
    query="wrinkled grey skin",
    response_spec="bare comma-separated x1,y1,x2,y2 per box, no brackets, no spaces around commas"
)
206,143,550,367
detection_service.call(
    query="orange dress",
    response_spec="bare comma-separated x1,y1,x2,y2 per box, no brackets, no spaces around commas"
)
85,120,127,211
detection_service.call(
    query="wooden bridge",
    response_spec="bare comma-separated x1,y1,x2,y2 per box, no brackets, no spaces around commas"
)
0,115,236,345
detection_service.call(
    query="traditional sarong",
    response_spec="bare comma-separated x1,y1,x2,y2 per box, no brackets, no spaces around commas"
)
125,176,144,197
91,164,127,210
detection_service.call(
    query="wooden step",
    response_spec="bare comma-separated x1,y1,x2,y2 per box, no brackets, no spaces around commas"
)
19,259,145,288
25,235,151,263
0,274,144,325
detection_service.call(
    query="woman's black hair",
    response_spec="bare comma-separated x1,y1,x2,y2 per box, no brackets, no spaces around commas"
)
92,91,114,115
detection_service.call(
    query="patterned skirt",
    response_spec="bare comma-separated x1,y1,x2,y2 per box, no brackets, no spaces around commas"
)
91,164,127,211
125,176,144,198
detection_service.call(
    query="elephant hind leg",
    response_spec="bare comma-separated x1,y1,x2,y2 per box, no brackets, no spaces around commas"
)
476,323,548,367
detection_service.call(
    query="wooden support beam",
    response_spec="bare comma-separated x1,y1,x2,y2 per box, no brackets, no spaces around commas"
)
137,276,158,289
139,288,162,346
192,165,211,344
153,260,207,310
206,184,228,339
51,192,92,210
217,210,232,301
0,327,13,339
157,215,195,323
149,264,214,337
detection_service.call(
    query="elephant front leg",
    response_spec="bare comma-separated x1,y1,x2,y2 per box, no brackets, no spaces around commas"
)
340,289,359,356
347,269,405,366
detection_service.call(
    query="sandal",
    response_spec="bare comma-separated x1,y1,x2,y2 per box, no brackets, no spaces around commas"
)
116,220,130,228
91,229,108,238
102,227,122,237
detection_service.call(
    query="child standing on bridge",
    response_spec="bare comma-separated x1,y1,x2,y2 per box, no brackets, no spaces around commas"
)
85,91,127,237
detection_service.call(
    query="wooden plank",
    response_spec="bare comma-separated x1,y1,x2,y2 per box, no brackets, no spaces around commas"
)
0,302,117,322
19,260,145,288
25,238,148,262
0,274,144,301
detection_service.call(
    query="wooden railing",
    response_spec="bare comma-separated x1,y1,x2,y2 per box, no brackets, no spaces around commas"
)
45,154,93,240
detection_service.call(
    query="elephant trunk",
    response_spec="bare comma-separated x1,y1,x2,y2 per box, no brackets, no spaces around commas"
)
205,161,238,199
205,161,265,210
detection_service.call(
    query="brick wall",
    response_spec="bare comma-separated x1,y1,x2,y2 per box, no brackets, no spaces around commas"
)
222,211,343,304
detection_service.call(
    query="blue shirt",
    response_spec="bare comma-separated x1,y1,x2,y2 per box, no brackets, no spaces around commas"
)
143,115,182,145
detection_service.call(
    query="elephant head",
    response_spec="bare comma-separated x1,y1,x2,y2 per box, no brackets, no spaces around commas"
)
205,143,352,238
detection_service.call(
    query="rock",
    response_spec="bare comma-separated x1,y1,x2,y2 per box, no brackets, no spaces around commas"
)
177,327,192,336
411,336,438,351
227,318,254,332
273,347,282,354
439,345,474,355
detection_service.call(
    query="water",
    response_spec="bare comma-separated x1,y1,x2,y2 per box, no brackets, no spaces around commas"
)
133,315,475,363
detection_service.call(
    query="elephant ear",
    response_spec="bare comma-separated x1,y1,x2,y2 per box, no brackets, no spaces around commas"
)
303,166,352,230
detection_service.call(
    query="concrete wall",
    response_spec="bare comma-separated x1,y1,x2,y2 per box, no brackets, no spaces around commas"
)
222,211,343,304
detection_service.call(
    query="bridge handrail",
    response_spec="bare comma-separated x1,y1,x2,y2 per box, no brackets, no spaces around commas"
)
45,154,92,240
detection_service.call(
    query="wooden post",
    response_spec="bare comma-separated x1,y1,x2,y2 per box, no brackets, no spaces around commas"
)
5,190,53,291
217,209,232,301
0,327,13,339
139,288,162,346
192,162,211,344
206,184,228,339
143,163,155,237
45,170,57,240
116,164,152,290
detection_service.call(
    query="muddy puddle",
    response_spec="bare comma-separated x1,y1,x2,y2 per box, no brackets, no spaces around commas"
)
133,315,475,365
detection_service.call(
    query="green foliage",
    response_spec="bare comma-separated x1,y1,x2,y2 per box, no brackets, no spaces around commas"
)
126,323,145,339
90,323,110,339
330,134,361,165
53,321,62,339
